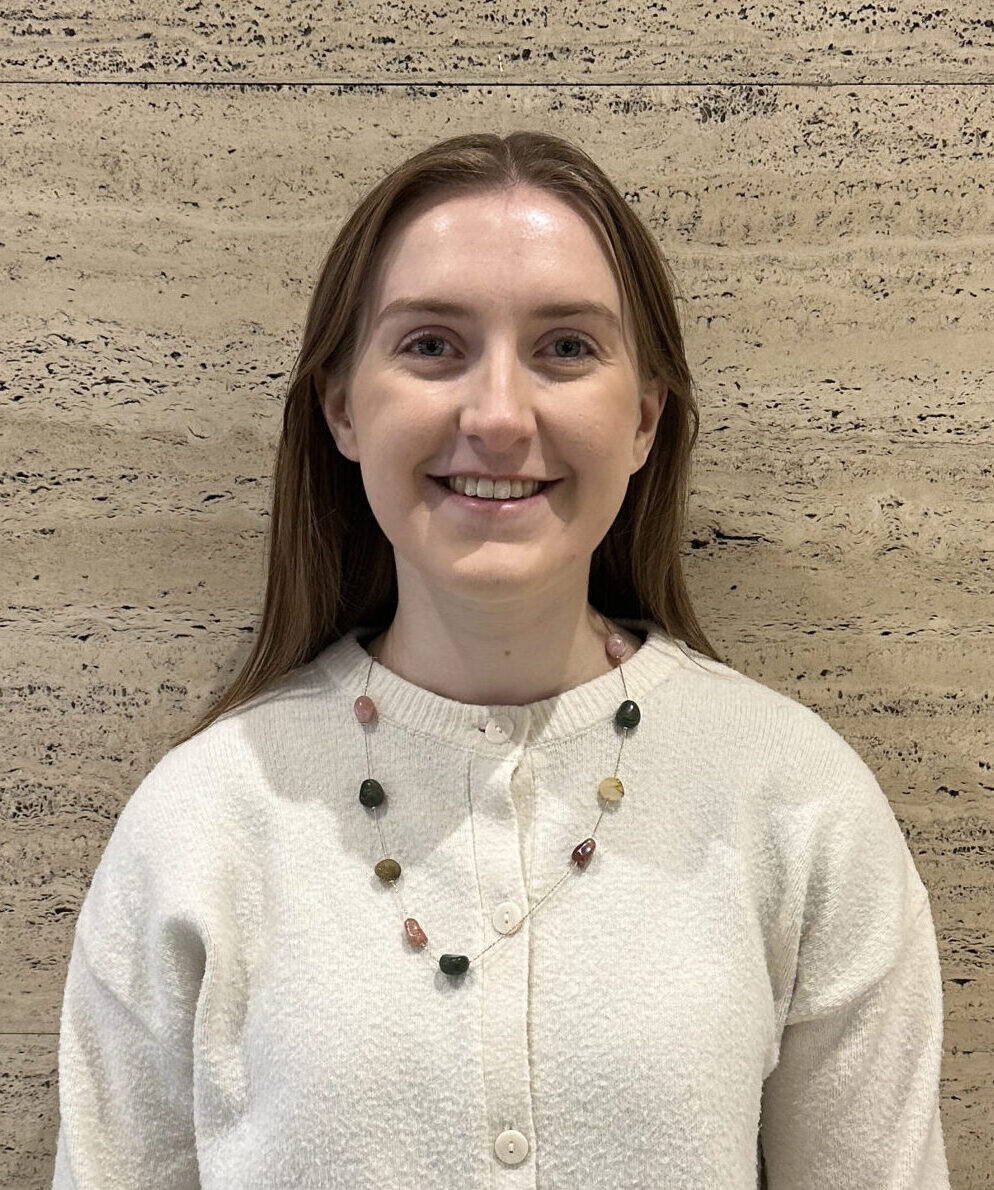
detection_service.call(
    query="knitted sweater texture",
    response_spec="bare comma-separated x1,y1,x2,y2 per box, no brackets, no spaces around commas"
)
52,619,950,1189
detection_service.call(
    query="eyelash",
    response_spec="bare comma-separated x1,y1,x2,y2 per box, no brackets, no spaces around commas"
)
400,331,600,365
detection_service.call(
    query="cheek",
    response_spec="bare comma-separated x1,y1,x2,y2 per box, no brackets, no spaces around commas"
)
356,457,411,533
581,445,635,489
360,484,395,540
578,456,634,524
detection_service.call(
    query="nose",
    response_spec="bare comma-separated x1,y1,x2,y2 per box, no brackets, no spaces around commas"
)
456,342,538,453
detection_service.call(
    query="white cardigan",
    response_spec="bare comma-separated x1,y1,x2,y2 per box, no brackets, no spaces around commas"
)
52,619,950,1188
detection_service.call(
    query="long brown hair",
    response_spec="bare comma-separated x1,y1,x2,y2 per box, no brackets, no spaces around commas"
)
170,130,724,749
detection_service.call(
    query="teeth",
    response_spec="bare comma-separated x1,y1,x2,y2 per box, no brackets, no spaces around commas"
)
445,476,543,499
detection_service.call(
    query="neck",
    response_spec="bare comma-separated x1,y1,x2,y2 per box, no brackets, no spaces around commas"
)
364,594,642,706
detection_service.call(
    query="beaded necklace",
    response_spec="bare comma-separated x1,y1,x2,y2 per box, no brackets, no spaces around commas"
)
352,621,642,980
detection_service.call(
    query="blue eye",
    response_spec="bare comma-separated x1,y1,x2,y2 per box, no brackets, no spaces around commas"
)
549,335,597,361
405,333,448,358
401,332,598,363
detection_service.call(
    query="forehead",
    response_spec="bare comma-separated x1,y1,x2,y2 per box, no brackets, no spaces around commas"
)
368,187,625,313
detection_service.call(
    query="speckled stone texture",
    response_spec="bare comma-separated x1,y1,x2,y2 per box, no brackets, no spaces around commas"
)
2,10,992,1186
2,2,994,81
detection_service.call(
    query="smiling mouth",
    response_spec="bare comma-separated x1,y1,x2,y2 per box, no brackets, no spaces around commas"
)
430,473,559,492
429,476,559,500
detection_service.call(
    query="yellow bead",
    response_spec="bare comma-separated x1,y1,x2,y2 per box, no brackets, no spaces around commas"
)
375,858,401,882
598,776,624,802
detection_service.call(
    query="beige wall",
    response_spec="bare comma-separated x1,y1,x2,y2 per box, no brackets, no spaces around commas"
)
3,4,991,1185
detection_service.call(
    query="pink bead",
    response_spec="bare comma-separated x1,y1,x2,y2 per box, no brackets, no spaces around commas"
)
605,633,627,661
353,694,376,724
404,918,428,948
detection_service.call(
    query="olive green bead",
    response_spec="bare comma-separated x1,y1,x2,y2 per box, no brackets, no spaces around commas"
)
359,778,384,807
374,857,401,882
615,699,641,730
439,954,469,976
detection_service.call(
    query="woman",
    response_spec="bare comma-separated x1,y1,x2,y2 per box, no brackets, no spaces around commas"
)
52,131,949,1188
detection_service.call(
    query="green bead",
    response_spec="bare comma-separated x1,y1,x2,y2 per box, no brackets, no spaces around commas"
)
615,699,641,730
359,778,384,807
439,954,469,976
375,857,401,882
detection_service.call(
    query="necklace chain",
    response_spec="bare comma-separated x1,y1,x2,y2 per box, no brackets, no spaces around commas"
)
355,619,637,976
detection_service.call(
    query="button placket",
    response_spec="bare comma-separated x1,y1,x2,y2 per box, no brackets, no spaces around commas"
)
470,720,536,1174
477,713,531,939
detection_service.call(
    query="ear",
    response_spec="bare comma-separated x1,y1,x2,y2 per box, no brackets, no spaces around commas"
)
315,365,360,464
631,377,668,473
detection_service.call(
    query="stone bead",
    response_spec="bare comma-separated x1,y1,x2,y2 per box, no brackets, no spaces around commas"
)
572,837,597,869
353,695,376,724
605,632,628,660
598,776,625,802
615,699,641,730
359,778,384,807
439,954,470,976
374,857,401,882
404,918,428,948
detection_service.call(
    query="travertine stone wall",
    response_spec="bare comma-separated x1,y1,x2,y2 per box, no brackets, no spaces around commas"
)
2,5,991,1186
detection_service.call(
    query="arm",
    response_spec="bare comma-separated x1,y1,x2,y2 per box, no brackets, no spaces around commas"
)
760,747,950,1188
51,765,210,1189
52,934,202,1189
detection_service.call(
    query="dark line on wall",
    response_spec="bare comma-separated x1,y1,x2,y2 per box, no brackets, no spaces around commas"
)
0,79,991,88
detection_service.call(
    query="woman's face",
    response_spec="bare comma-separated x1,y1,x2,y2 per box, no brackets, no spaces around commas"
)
318,184,666,610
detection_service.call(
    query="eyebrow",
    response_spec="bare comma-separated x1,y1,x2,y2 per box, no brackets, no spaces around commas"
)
375,297,622,334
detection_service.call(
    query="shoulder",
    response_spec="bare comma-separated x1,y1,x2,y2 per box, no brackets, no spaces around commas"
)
163,649,345,775
662,639,928,903
126,650,353,838
77,654,351,954
656,634,886,806
103,659,314,842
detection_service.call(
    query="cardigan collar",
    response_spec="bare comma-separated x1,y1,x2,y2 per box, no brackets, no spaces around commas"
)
314,618,689,750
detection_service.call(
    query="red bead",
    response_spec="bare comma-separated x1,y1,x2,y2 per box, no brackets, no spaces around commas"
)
404,918,428,948
354,695,376,724
572,837,597,869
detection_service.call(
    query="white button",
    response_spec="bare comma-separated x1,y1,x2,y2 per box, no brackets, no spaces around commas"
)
492,900,524,934
494,1128,529,1165
484,714,515,743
